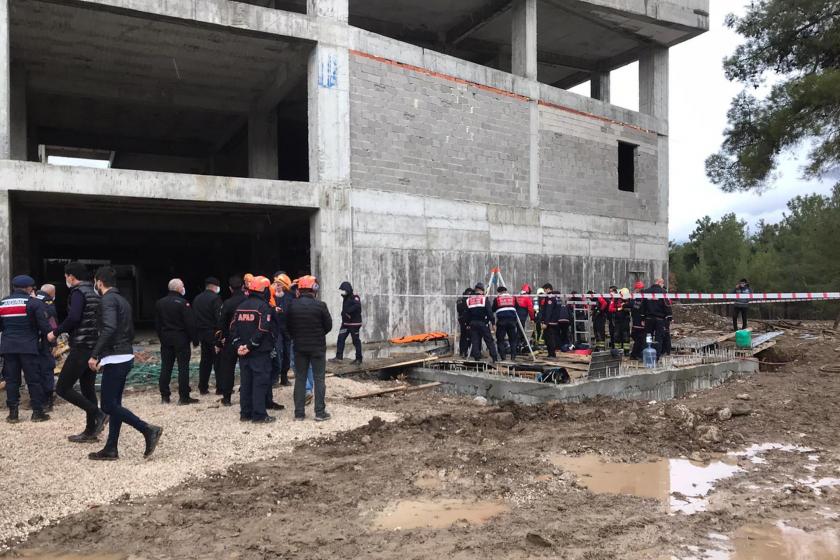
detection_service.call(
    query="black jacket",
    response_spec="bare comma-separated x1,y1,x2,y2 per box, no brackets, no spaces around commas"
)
273,290,294,336
192,289,223,335
287,294,333,353
0,290,53,355
219,290,247,346
643,285,672,320
230,293,276,354
465,293,494,325
339,281,362,327
155,291,197,346
64,282,101,349
733,283,751,309
91,288,134,360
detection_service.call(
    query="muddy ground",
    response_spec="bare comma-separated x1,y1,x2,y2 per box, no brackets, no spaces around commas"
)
8,316,840,559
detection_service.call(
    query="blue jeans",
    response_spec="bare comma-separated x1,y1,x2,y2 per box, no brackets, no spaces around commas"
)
3,353,46,411
100,359,149,451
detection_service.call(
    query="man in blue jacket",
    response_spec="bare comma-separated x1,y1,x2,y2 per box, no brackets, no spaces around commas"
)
0,275,53,423
332,281,363,366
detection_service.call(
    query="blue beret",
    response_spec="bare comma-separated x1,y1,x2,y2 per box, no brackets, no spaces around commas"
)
12,275,35,288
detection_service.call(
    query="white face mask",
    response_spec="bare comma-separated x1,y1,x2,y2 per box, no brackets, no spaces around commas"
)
66,280,73,289
339,289,347,296
180,288,186,297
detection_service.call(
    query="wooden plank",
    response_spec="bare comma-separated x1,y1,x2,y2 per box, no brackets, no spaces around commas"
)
751,341,777,356
336,356,439,376
347,382,442,400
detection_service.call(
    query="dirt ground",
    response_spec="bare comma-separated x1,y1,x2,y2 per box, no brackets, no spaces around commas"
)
6,313,840,559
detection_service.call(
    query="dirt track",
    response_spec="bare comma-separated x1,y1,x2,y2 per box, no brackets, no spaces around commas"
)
8,321,840,559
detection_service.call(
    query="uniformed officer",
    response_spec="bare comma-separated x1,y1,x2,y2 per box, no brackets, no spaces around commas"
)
155,278,199,404
192,277,223,395
216,275,247,406
0,275,53,423
35,284,59,412
456,288,474,358
231,276,277,423
492,286,519,361
332,281,363,365
466,283,499,363
629,281,646,360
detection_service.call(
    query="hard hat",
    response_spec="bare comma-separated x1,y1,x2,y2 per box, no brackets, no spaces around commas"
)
249,276,270,293
620,288,631,299
274,273,292,291
243,273,254,290
536,288,545,295
633,281,645,290
520,283,531,294
297,275,318,291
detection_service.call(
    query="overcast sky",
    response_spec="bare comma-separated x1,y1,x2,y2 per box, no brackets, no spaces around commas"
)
571,0,835,242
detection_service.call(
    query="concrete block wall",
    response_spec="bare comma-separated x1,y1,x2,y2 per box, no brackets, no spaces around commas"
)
348,51,668,341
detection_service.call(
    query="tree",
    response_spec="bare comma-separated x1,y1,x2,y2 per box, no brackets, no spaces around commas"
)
705,0,840,192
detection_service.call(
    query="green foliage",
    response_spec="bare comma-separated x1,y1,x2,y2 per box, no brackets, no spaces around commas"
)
670,186,840,295
706,0,840,192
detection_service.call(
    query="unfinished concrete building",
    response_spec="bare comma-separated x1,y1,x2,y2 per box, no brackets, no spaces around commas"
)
0,0,708,339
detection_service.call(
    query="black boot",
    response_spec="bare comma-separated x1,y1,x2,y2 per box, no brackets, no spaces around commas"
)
68,432,99,443
6,406,19,424
219,396,232,407
31,410,51,422
45,394,55,413
92,411,108,436
143,425,163,458
89,448,119,461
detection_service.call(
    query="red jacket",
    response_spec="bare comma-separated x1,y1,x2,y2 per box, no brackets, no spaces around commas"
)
515,295,535,321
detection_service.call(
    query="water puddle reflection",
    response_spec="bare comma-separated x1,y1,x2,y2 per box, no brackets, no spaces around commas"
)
373,499,509,530
729,522,840,559
550,454,742,514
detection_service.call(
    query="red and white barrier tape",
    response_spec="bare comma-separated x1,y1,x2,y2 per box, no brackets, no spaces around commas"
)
361,292,840,301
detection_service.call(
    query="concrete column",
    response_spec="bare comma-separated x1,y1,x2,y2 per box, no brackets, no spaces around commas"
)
10,66,27,161
0,0,10,160
511,0,537,80
0,190,9,290
639,47,669,119
248,110,279,179
307,0,348,22
590,71,610,103
308,43,351,343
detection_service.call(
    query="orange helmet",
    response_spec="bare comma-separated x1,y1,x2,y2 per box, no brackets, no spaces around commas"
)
249,276,270,293
633,281,645,291
274,273,292,291
297,275,318,291
243,273,254,290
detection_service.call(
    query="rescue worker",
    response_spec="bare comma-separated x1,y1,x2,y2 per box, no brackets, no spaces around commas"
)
515,284,536,355
272,272,293,387
332,281,363,365
155,278,199,405
288,276,333,421
589,289,609,351
87,266,163,461
466,283,499,362
534,286,549,348
606,286,619,348
1,275,53,423
35,284,58,412
644,278,672,356
192,277,222,395
732,278,751,331
539,285,557,357
492,286,519,361
216,275,247,406
49,262,107,442
629,281,646,360
456,288,474,358
614,288,632,355
231,275,277,423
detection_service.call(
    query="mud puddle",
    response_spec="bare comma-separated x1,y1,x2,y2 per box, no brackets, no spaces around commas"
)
373,499,509,530
550,454,741,513
702,522,840,559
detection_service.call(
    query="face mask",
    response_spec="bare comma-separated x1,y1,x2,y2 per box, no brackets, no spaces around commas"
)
94,282,103,295
180,288,186,297
339,289,346,296
213,286,220,294
65,279,73,289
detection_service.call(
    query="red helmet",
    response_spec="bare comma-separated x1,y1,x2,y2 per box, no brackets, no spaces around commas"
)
249,276,270,293
633,281,645,290
520,283,532,294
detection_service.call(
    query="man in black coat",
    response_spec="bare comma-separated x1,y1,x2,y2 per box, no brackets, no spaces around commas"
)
87,266,163,461
287,276,332,421
192,277,223,395
155,278,198,405
216,275,246,406
331,281,363,365
456,288,474,358
35,284,58,411
466,283,499,363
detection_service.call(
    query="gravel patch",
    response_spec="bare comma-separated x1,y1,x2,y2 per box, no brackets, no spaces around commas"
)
0,378,396,547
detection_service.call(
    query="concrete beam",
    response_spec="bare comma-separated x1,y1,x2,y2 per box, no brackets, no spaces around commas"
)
576,0,710,35
590,70,610,103
307,0,348,22
446,0,513,46
10,65,26,160
639,46,668,120
0,0,9,160
248,110,279,179
511,0,537,80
